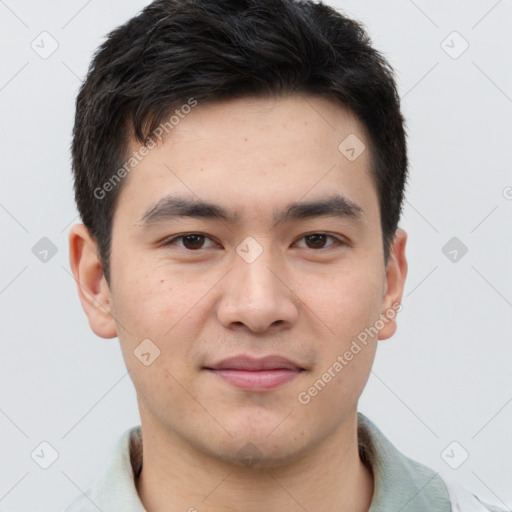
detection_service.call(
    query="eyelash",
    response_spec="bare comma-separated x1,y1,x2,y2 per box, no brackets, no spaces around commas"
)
161,232,346,251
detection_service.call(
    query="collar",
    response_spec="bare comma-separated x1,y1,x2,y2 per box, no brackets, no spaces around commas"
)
357,413,450,511
68,412,451,511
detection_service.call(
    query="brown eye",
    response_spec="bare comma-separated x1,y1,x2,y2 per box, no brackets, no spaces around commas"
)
163,233,215,250
305,234,328,249
297,233,343,250
181,234,206,249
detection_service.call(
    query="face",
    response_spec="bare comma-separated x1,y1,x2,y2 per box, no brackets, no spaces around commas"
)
71,94,407,468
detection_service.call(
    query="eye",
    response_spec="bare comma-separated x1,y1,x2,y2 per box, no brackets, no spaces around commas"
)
295,233,344,250
162,233,216,250
162,232,345,251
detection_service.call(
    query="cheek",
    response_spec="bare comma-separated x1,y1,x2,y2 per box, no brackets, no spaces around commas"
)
297,265,383,408
111,261,209,376
300,263,384,338
111,255,185,332
318,349,376,416
114,279,167,335
112,270,200,411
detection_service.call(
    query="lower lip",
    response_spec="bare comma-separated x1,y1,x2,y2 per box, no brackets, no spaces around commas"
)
206,369,302,391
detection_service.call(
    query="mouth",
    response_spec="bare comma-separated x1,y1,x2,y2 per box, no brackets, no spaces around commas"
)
203,355,306,391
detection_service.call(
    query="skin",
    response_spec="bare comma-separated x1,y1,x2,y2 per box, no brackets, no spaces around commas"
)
69,94,407,512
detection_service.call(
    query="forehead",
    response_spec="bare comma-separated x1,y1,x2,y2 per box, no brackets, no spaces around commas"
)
114,95,378,228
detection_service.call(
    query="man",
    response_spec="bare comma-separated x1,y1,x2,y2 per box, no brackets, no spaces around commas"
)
65,0,506,510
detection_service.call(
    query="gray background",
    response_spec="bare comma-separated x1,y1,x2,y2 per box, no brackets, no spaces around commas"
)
1,1,511,510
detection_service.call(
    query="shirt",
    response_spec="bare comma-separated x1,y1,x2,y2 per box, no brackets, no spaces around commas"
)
65,412,506,511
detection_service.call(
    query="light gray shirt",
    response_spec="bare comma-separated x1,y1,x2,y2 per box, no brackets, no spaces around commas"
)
65,413,506,511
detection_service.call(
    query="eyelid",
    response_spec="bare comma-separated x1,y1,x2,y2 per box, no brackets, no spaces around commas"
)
161,232,218,249
294,232,346,249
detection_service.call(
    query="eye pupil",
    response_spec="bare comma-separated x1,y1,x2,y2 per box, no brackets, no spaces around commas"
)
183,234,204,249
306,234,327,249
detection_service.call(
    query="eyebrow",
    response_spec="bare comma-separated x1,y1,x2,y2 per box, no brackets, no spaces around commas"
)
134,194,365,228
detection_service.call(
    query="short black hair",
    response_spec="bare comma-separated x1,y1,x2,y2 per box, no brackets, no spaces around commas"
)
72,0,408,285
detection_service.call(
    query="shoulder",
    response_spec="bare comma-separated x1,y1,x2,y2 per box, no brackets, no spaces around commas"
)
64,492,96,512
442,479,509,512
64,426,145,512
357,413,508,512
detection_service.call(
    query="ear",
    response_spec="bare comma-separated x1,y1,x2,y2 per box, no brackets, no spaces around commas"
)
68,223,117,339
378,228,408,341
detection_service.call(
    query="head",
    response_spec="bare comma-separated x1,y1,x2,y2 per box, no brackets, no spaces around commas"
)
70,0,408,468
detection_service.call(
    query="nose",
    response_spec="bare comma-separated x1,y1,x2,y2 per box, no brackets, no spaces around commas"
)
216,247,299,334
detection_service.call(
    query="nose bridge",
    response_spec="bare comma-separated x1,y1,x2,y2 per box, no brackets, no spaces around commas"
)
217,238,298,331
237,245,280,299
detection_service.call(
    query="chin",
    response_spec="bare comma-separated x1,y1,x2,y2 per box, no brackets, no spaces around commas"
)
222,440,310,470
202,423,314,470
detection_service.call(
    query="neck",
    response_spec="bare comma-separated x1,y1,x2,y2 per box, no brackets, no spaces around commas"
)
135,411,374,512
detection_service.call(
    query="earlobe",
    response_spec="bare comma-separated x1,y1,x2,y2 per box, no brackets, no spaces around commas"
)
378,228,408,341
68,223,118,339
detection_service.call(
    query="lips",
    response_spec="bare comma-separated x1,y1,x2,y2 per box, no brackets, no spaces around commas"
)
204,355,305,391
206,355,304,371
